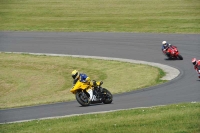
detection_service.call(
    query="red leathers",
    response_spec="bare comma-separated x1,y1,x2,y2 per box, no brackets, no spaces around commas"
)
192,58,200,78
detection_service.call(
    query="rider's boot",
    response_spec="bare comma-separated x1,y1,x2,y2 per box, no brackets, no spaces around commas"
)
87,89,94,101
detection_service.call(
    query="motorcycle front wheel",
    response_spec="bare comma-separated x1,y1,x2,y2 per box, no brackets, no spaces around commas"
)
76,91,90,106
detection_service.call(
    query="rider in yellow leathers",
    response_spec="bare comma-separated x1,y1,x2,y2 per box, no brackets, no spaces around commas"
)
71,70,96,101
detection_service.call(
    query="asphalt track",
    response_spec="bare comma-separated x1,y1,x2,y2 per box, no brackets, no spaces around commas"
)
0,32,199,124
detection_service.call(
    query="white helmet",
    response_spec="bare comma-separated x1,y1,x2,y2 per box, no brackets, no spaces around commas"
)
162,41,167,45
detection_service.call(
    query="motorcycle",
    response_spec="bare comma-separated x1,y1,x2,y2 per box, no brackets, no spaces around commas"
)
70,80,113,106
163,46,183,60
195,65,200,78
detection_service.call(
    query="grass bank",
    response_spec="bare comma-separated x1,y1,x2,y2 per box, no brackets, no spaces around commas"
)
0,0,200,33
0,53,165,109
1,102,199,133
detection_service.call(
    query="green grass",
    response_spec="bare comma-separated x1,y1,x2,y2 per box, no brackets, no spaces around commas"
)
0,0,200,33
1,102,199,133
0,52,166,109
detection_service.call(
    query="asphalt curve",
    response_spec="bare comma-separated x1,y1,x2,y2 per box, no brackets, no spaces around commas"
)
0,32,199,124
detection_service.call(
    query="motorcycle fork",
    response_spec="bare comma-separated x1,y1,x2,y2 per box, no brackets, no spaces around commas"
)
83,89,90,98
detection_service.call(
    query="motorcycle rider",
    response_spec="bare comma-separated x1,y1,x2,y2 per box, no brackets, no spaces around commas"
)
71,70,96,101
161,41,172,57
192,58,200,78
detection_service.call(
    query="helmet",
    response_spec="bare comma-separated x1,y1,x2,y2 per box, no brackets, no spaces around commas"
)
71,70,80,80
162,41,168,48
192,58,197,65
162,41,167,45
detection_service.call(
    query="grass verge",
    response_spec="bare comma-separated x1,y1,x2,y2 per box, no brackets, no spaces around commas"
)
0,0,200,33
0,52,166,109
1,102,199,133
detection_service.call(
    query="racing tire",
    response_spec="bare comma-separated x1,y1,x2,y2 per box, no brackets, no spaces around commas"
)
177,54,183,60
76,91,90,106
102,88,113,104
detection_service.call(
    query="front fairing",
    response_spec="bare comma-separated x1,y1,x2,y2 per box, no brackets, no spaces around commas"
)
70,80,90,94
167,47,179,57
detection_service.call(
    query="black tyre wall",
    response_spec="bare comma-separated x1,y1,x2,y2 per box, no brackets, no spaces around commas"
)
75,91,90,106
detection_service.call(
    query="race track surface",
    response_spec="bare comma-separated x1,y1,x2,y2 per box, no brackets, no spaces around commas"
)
0,32,199,123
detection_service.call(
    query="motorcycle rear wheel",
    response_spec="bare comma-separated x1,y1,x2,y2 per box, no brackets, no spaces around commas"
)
102,88,113,104
76,91,90,106
177,54,183,60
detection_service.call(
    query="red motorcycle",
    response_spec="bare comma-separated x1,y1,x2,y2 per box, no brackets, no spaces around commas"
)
163,46,183,60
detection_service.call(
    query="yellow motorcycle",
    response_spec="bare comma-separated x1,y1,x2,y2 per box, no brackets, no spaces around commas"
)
70,80,113,106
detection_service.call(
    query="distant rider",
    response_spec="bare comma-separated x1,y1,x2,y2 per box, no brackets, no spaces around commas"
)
192,58,200,78
71,70,96,101
161,41,177,57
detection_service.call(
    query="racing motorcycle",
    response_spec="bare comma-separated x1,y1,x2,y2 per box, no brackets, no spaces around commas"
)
163,46,183,60
70,80,113,106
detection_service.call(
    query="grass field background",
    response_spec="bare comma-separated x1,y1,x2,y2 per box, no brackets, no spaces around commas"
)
0,0,200,33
